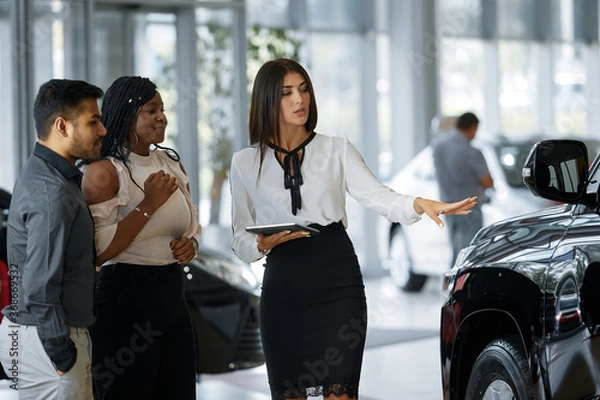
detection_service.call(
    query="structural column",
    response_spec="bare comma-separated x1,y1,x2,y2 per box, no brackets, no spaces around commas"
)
389,0,438,174
11,0,36,175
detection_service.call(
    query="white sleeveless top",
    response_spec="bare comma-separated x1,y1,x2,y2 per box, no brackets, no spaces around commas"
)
89,149,201,266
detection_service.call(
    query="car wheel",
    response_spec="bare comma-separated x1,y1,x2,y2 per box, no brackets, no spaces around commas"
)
466,336,533,400
387,224,426,292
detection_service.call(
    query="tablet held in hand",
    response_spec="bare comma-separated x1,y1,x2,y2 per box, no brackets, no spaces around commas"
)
245,223,320,236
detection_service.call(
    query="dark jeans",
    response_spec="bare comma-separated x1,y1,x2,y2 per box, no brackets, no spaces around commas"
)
446,206,483,268
90,263,196,400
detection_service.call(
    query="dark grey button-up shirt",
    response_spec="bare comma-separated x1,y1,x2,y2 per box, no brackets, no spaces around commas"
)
432,130,490,203
3,143,96,371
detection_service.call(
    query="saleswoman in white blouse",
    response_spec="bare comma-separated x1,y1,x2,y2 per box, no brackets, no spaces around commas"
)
229,59,476,400
81,76,200,400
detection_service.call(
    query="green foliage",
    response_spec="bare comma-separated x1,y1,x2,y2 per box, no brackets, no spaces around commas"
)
197,20,304,223
198,22,304,173
247,24,303,93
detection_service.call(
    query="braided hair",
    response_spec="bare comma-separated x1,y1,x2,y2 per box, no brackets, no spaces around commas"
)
100,76,180,191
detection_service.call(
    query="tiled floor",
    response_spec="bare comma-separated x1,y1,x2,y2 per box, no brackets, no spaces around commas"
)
196,276,446,399
0,276,446,399
198,335,441,400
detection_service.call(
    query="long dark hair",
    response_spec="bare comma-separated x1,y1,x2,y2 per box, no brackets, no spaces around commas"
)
98,76,180,190
248,59,318,173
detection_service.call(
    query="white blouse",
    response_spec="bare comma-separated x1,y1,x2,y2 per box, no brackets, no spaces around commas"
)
229,133,421,263
88,149,202,266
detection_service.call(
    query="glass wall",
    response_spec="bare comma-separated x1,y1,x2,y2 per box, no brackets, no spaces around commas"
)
553,43,587,135
0,0,13,193
439,39,485,123
497,41,539,134
437,0,598,139
1,0,72,192
33,1,66,83
308,33,362,143
94,10,178,148
376,33,392,179
195,7,237,226
2,0,600,272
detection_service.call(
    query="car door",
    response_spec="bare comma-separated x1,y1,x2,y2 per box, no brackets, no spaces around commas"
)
543,208,600,398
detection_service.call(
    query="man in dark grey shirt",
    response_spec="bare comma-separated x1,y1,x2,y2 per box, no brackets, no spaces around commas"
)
0,79,105,399
432,112,494,267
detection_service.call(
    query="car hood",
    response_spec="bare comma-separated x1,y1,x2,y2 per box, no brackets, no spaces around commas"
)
455,203,574,275
481,187,557,226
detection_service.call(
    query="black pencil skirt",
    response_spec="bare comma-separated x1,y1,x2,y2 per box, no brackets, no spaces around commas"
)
260,221,367,399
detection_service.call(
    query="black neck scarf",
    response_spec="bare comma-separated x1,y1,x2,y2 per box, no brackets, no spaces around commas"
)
268,131,316,215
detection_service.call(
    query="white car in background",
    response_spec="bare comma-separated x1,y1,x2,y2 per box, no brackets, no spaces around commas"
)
378,136,600,292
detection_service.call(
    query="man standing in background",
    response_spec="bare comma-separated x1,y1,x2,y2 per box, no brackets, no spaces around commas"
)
0,79,105,399
432,112,493,267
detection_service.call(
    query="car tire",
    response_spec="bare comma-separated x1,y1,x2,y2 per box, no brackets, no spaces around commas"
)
465,335,533,400
387,224,427,292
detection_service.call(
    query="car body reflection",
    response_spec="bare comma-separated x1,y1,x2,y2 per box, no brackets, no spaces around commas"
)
441,139,600,399
378,137,560,292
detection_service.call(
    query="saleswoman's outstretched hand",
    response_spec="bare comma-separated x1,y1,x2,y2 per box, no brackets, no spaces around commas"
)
414,196,477,228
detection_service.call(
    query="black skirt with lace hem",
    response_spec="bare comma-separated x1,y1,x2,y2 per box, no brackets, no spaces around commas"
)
260,221,367,400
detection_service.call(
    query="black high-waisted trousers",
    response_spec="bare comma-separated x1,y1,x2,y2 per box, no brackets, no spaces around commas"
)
89,263,196,400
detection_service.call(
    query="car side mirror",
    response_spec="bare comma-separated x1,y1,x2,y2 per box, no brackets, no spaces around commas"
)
522,140,588,203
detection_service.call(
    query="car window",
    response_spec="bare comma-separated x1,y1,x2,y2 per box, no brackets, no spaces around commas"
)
584,140,600,163
584,141,600,195
494,143,534,188
408,147,437,181
495,140,600,189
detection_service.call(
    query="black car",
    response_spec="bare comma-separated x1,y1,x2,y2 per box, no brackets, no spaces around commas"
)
0,191,264,377
441,139,600,399
185,246,265,373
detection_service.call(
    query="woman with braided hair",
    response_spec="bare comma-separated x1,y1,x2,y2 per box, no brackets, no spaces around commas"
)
230,59,477,400
81,76,200,399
